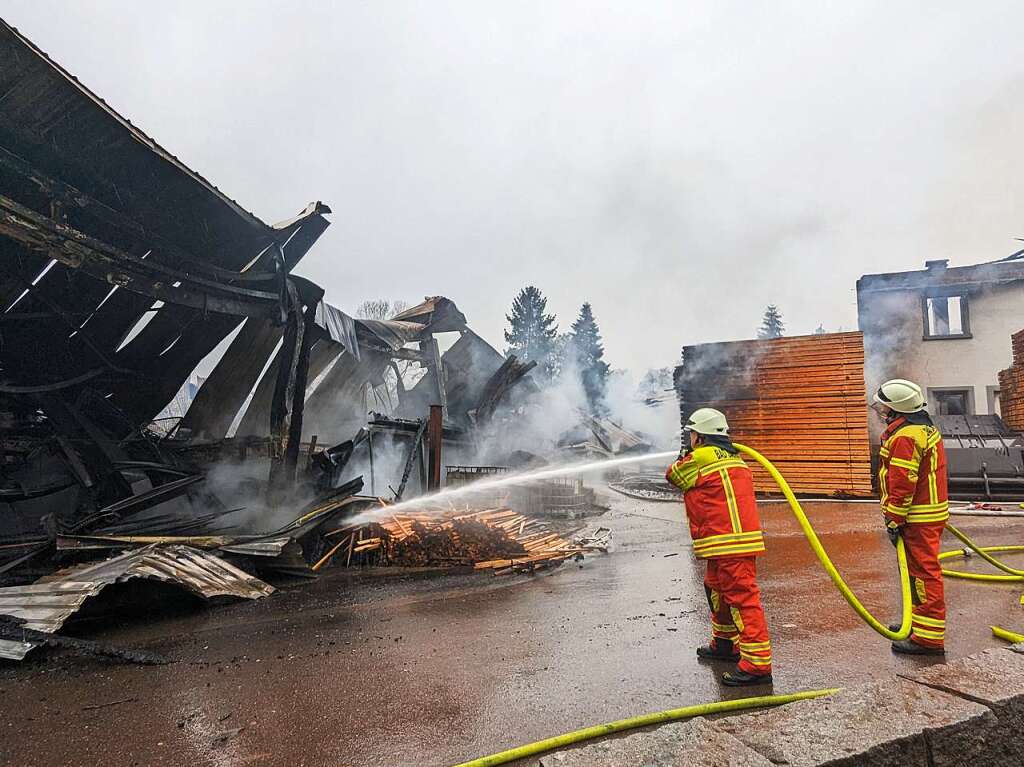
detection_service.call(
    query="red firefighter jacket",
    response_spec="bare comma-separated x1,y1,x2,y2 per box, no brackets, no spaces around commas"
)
665,445,765,558
879,416,949,526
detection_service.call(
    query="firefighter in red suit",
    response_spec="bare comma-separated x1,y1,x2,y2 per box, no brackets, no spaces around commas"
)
873,379,948,655
665,408,773,686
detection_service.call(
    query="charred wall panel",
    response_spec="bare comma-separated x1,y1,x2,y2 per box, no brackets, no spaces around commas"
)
178,318,283,440
675,331,873,497
298,349,391,445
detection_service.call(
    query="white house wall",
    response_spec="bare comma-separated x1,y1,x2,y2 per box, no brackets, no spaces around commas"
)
860,281,1020,433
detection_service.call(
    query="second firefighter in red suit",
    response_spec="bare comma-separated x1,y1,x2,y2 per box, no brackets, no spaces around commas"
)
665,407,773,686
872,379,949,655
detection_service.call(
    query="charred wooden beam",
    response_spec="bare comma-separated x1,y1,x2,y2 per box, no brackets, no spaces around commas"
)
381,346,428,363
394,419,428,500
0,194,282,317
0,368,104,393
425,337,448,421
474,355,537,425
0,145,280,284
268,281,322,491
427,404,443,491
93,474,205,519
286,299,319,477
37,393,133,506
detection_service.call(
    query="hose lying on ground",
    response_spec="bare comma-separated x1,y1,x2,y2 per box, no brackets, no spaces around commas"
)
992,625,1024,644
450,688,840,767
734,444,1024,623
941,525,1024,581
733,443,914,641
457,449,1021,767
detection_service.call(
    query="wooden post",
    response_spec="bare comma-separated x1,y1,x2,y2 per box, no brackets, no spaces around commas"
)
426,337,448,421
417,438,427,493
427,404,443,491
268,281,317,492
306,434,318,471
394,419,428,500
367,427,375,495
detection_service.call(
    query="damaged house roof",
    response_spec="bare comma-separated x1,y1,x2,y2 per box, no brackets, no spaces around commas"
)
858,256,1024,294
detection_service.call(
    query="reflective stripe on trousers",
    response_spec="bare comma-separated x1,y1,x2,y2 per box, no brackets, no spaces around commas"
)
703,556,772,674
903,522,946,648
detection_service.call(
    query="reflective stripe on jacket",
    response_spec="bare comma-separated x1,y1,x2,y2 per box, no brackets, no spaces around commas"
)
878,417,948,525
665,446,765,558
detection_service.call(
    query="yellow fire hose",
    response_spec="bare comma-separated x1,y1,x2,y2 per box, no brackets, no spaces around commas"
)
455,446,1023,766
450,688,840,767
939,525,1024,581
736,444,1024,648
991,625,1024,644
734,443,914,641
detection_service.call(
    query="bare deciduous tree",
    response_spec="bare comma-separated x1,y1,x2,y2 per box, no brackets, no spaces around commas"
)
356,299,409,320
355,298,419,410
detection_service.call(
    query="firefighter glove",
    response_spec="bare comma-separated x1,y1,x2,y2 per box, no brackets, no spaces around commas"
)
885,521,901,548
679,428,693,458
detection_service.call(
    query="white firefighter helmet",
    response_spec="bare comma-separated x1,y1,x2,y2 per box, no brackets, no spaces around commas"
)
685,407,730,436
873,379,926,413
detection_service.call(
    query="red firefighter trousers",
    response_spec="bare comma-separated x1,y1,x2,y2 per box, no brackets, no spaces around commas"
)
704,556,772,674
902,523,946,648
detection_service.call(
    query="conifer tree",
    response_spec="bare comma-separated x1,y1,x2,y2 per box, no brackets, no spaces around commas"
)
757,305,785,339
567,302,610,410
504,286,559,380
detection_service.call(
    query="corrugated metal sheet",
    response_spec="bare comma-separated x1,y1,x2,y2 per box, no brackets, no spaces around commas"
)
0,544,273,660
675,332,873,497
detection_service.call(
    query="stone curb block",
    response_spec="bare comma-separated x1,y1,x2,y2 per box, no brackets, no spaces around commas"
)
715,678,997,767
908,647,1024,764
535,649,1024,766
537,716,773,766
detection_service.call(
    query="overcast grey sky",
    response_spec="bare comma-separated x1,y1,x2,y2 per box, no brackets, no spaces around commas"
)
5,2,1024,376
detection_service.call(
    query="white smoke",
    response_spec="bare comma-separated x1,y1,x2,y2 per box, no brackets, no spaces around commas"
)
603,369,677,449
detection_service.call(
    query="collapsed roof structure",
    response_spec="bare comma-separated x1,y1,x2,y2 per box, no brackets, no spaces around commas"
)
0,21,543,583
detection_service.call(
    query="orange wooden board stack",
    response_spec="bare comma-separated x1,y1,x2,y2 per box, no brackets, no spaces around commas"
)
675,331,873,497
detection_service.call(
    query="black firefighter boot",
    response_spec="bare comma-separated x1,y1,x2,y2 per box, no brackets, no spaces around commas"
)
722,668,773,687
696,638,739,662
891,639,945,656
888,622,945,655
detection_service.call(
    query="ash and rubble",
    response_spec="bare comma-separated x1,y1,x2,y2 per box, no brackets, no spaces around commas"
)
0,21,652,663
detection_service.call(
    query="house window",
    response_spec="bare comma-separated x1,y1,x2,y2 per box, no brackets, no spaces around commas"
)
988,387,1001,417
929,387,974,416
923,294,970,339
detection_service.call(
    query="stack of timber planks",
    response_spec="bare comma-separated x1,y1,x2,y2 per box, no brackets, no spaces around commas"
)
998,330,1024,431
316,506,608,574
674,331,873,497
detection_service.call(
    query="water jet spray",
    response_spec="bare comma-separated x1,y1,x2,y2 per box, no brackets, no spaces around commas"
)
344,450,679,526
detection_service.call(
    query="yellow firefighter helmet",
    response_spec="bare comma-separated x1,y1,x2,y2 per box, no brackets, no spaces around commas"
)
685,407,730,436
873,379,926,413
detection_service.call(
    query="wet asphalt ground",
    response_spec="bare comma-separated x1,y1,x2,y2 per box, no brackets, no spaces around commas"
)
1,490,1023,767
